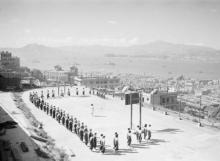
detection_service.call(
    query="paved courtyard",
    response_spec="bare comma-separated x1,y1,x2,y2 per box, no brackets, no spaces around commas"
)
23,86,220,161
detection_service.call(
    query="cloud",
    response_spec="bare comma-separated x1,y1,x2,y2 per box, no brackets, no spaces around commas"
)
78,37,139,46
107,20,117,24
10,18,21,23
24,29,31,34
210,8,218,13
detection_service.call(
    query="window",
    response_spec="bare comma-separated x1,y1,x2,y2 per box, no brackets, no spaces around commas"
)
162,98,165,104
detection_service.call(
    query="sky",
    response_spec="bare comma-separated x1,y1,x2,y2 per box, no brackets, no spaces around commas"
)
0,0,220,49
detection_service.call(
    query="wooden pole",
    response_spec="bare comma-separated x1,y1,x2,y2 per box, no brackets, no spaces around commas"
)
139,92,142,127
130,93,133,129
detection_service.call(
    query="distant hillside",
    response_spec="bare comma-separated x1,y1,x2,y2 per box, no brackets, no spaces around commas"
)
1,41,220,71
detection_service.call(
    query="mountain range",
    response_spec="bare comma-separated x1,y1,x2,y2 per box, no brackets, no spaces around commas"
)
1,41,220,72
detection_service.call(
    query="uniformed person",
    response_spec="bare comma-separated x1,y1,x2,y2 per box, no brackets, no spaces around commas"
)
127,128,132,146
79,126,84,141
67,89,70,96
84,127,89,145
77,122,80,136
43,103,46,112
62,113,66,125
46,104,49,115
82,88,85,95
89,134,94,151
93,133,97,149
47,90,50,99
69,117,73,131
40,101,43,110
89,129,93,140
52,107,56,119
147,124,152,140
52,90,55,97
76,88,79,96
66,115,69,129
113,132,119,151
143,124,148,140
57,112,61,123
74,119,77,133
41,91,44,99
50,106,53,116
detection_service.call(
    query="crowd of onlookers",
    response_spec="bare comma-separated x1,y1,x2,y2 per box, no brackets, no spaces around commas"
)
29,88,152,154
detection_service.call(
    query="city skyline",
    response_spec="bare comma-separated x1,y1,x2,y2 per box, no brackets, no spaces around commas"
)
0,0,220,49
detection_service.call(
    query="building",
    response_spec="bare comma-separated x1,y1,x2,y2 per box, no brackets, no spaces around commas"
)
79,76,120,89
0,71,21,90
68,65,79,84
43,70,69,83
0,51,20,71
142,89,178,110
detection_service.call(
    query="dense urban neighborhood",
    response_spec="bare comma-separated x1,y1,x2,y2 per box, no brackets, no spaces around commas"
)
1,50,220,161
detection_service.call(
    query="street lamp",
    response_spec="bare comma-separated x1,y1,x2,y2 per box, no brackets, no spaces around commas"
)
195,92,202,127
199,95,202,126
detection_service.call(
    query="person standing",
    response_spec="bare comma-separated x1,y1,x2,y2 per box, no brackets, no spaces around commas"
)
79,126,84,141
76,88,79,96
60,110,63,118
113,132,119,152
136,126,140,142
46,104,49,115
52,107,56,119
77,122,81,136
41,91,44,99
52,90,55,97
82,88,85,96
127,128,132,146
43,102,46,111
84,128,89,145
49,106,53,116
89,129,93,140
67,88,70,96
90,104,94,116
69,116,73,131
93,133,97,150
40,101,43,110
89,134,94,151
138,127,142,143
66,115,69,129
143,124,148,140
47,90,50,99
57,112,61,123
148,124,152,140
74,119,77,134
100,135,105,154
62,114,66,126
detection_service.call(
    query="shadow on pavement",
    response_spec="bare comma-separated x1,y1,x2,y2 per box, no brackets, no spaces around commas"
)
131,141,149,149
147,139,167,146
103,148,138,155
131,138,167,147
156,128,183,134
93,115,106,118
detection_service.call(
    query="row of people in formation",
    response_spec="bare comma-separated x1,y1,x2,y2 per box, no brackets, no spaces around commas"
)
29,91,152,154
39,88,106,99
30,91,107,153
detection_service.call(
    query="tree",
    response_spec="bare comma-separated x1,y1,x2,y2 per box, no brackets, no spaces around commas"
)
19,66,31,73
31,69,44,81
54,65,63,71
